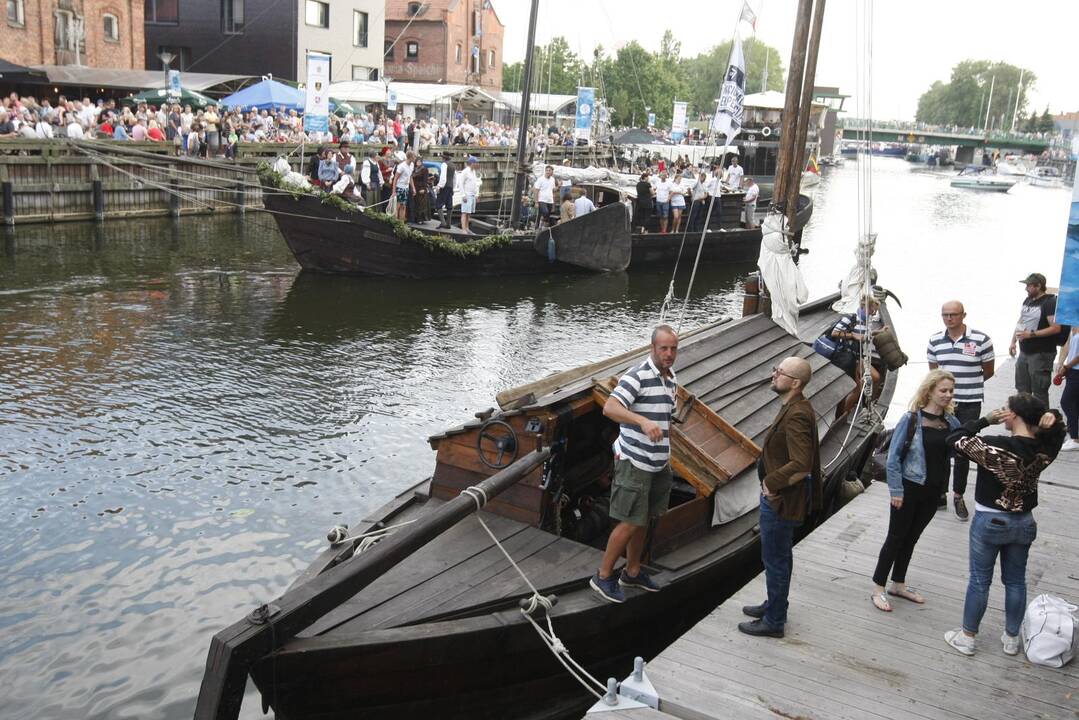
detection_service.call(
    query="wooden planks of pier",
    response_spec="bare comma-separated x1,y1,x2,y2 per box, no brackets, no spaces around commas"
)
594,362,1079,720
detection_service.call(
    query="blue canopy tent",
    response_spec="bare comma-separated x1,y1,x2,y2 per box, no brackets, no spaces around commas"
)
219,78,305,110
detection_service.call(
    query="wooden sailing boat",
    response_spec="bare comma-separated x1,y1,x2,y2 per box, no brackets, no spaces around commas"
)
193,1,892,718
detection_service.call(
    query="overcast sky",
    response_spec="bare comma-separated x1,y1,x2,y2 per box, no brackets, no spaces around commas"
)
496,0,1079,120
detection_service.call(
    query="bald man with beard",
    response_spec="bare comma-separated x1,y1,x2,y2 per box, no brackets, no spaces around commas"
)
739,356,822,638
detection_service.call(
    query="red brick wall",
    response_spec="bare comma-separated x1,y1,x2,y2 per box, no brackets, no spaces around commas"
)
384,0,503,89
384,20,446,83
1,0,144,69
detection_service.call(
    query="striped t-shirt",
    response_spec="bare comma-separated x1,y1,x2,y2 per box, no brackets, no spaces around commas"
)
611,357,677,472
832,311,881,361
926,327,994,403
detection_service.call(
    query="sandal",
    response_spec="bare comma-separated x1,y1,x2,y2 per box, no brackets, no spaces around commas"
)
888,586,925,604
871,592,892,612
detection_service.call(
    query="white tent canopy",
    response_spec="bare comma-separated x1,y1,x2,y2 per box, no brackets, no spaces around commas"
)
326,81,579,120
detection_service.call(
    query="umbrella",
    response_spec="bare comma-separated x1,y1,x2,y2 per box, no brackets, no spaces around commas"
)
0,59,47,83
331,99,359,117
121,87,218,109
218,79,305,111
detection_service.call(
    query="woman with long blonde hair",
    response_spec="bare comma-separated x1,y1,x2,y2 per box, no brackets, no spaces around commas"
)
871,369,961,612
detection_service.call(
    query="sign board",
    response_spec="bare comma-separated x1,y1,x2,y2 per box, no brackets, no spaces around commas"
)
647,112,656,128
575,86,595,142
387,89,398,111
671,101,688,141
167,70,181,100
1057,172,1079,325
303,52,331,133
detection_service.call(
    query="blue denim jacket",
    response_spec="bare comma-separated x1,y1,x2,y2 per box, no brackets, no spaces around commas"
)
885,410,961,497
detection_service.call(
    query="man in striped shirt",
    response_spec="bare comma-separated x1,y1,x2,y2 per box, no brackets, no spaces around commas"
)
927,300,995,520
590,325,678,603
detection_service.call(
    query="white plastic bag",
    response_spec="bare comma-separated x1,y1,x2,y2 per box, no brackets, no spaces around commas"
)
1021,593,1077,667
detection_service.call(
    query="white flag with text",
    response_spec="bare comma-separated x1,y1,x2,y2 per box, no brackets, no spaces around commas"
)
711,34,746,143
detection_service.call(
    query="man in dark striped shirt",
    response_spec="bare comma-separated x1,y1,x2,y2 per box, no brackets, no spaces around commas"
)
927,300,995,520
590,325,678,604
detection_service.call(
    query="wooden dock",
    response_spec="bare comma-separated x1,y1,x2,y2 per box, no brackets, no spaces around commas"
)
597,362,1079,720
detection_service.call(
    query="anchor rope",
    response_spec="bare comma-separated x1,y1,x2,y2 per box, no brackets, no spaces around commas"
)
460,486,606,700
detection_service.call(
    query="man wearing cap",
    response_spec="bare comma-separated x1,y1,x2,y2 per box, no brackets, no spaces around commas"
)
459,156,480,233
1010,273,1062,405
435,151,456,228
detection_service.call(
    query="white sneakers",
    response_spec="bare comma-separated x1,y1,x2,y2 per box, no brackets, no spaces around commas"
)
944,629,976,656
944,628,1023,656
1060,438,1079,452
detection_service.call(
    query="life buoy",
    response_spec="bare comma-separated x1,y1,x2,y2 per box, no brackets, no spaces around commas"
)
761,126,772,137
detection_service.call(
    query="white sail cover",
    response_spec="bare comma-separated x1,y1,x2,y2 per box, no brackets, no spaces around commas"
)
757,210,808,335
711,34,746,143
832,233,877,313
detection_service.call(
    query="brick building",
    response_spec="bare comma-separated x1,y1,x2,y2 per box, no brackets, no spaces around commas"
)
384,0,503,90
2,0,144,69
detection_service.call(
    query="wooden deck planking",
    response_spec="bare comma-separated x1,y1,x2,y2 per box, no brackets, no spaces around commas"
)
618,362,1079,720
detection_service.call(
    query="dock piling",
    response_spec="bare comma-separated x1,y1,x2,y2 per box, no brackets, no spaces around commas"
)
2,181,13,226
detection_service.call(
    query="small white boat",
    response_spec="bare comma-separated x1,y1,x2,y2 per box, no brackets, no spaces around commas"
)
950,165,1018,192
1026,166,1063,188
996,155,1029,177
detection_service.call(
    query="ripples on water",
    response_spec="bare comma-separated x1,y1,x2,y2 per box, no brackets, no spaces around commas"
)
0,159,1070,719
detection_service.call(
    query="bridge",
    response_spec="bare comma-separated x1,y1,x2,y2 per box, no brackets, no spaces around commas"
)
838,121,1052,152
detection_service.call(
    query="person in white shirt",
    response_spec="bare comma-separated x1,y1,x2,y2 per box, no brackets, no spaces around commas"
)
724,156,744,189
392,151,415,222
654,172,675,234
65,119,85,139
533,165,557,229
669,179,687,233
459,156,480,233
434,151,456,228
742,177,760,229
573,186,596,217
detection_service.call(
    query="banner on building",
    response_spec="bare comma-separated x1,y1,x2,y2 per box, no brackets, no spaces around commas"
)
671,101,688,141
303,52,331,133
1057,173,1079,325
575,87,595,141
387,89,398,111
167,70,182,100
711,33,746,143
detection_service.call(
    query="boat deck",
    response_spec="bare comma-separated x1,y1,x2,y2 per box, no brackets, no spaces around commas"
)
594,362,1079,720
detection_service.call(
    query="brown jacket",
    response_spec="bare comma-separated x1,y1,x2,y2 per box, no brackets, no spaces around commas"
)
760,396,823,521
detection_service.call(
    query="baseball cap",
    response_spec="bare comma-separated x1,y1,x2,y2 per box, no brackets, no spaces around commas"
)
1019,273,1046,286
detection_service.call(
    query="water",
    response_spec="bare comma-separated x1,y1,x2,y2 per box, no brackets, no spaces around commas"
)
0,159,1070,719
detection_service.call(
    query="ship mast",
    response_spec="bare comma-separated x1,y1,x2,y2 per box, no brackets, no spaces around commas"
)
509,0,541,229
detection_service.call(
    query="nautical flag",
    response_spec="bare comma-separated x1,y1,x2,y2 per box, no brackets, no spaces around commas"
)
739,1,758,30
806,155,820,174
711,33,746,143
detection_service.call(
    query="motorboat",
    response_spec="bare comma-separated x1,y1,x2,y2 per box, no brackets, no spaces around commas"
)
996,155,1029,177
1027,166,1063,188
949,165,1018,192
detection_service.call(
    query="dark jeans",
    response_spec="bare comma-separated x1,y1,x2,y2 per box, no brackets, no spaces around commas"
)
872,479,938,586
1016,350,1055,406
1062,368,1079,439
950,401,981,495
758,493,803,628
963,511,1037,636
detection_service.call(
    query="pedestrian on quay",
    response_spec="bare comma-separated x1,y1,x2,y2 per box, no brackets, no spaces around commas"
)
739,356,821,638
927,300,995,519
871,369,961,612
1055,326,1079,452
591,325,680,604
534,164,557,229
943,395,1065,657
459,156,480,234
742,177,759,230
1010,273,1062,406
434,151,456,228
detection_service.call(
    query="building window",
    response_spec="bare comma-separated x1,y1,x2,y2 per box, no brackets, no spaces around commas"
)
405,40,419,60
145,0,178,24
352,65,378,81
222,0,244,33
487,49,494,69
407,2,421,15
384,40,394,61
352,10,367,47
455,43,462,64
305,0,328,28
157,45,191,70
54,10,75,49
103,13,119,41
470,46,478,74
7,0,25,26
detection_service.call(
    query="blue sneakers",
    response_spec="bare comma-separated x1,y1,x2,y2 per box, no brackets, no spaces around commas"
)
590,572,626,603
619,568,660,592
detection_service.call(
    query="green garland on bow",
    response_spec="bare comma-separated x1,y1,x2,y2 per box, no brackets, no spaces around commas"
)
257,161,513,258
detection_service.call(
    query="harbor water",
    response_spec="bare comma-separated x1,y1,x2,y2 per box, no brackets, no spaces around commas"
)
0,158,1070,719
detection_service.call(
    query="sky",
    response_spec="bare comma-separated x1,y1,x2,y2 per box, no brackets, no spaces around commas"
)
495,0,1079,121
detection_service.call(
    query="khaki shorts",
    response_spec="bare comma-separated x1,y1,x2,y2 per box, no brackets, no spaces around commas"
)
610,458,673,527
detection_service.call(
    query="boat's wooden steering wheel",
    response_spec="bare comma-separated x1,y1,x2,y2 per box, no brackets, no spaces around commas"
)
476,419,519,469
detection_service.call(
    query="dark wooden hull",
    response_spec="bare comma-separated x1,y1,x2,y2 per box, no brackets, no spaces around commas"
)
262,185,630,279
240,295,893,720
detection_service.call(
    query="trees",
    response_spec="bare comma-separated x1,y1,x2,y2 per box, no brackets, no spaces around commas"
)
914,60,1036,130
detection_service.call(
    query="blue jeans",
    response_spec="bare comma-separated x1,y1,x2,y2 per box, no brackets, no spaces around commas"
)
759,494,803,628
963,511,1037,636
